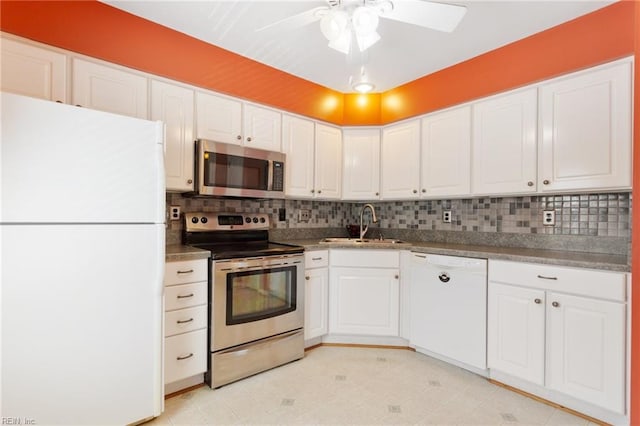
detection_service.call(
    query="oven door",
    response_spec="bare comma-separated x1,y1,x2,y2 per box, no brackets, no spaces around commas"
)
212,254,304,351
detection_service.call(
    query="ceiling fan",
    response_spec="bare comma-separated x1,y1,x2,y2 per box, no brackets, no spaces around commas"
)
256,0,467,56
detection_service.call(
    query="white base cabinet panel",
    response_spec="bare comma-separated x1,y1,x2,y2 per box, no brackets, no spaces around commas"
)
545,292,626,414
304,250,329,342
329,267,399,336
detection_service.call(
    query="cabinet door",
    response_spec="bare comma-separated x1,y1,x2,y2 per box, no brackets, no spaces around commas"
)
472,88,537,195
546,292,626,414
487,282,545,385
314,123,342,199
381,120,420,199
342,128,380,200
195,91,242,144
539,62,632,192
304,267,329,341
72,59,148,119
282,115,315,199
151,80,195,192
329,267,399,336
243,104,282,151
1,37,67,103
421,106,471,197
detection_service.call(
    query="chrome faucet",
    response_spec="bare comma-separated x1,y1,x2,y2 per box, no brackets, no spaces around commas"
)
359,203,378,240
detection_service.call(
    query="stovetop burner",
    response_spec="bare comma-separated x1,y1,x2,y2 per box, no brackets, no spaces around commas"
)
182,212,303,260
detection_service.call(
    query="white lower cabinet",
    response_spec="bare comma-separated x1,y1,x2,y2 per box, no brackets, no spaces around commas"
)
488,260,627,418
164,259,208,390
329,250,400,336
304,250,329,342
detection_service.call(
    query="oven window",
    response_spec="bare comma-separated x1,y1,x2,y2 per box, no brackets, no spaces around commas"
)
226,266,296,325
204,151,269,190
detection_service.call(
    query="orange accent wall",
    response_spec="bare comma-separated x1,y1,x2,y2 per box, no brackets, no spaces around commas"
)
0,0,345,124
380,1,636,123
343,93,381,125
631,2,640,425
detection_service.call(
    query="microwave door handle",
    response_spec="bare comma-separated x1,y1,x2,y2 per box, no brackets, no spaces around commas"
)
267,160,274,191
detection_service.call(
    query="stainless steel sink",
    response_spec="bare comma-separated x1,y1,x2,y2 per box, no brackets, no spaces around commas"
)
319,237,408,245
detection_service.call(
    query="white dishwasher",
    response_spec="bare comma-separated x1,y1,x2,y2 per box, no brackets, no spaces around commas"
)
409,253,487,371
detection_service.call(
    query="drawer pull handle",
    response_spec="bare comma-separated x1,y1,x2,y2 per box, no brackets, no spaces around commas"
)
537,274,557,280
177,293,194,299
305,276,310,280
177,353,194,361
312,257,323,261
534,298,542,304
177,318,194,324
552,301,560,308
414,254,427,258
177,269,194,274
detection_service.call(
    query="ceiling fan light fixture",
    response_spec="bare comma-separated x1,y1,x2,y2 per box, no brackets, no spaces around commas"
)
328,30,352,54
352,6,379,37
356,31,380,52
320,10,348,41
352,81,375,93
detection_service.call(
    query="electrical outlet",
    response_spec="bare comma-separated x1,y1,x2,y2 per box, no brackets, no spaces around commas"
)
169,206,181,221
298,209,311,222
442,210,452,223
542,210,556,226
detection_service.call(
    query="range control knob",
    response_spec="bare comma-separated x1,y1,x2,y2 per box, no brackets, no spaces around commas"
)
245,217,252,223
253,217,259,223
260,217,266,223
191,217,199,224
200,217,208,224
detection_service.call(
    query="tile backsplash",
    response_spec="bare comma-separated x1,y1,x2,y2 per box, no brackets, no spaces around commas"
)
166,192,631,244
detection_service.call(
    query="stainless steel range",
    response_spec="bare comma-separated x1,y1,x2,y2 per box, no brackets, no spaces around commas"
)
183,212,305,388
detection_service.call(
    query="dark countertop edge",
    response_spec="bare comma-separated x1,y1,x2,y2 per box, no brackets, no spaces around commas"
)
165,244,210,261
276,239,630,273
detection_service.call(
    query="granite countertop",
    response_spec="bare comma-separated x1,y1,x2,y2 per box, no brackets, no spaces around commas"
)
274,239,630,272
166,244,210,262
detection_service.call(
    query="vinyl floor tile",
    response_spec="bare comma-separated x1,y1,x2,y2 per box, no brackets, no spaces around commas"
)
154,346,596,425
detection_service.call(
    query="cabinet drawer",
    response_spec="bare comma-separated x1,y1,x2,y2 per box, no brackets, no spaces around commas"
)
305,250,329,268
165,282,207,311
489,260,626,302
165,259,208,285
165,329,207,384
330,249,399,268
165,305,207,337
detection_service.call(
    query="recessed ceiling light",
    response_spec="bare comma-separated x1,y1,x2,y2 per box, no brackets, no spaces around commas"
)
352,81,375,93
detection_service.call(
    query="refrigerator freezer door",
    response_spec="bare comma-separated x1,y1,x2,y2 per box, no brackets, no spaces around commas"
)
1,224,164,425
0,92,165,224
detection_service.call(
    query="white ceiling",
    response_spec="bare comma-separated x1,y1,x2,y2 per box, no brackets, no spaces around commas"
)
101,0,616,93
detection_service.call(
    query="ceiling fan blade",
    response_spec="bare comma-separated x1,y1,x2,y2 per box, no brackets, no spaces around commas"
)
255,6,327,33
381,0,467,33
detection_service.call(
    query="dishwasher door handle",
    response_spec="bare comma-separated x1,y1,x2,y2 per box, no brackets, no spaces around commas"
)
438,272,451,283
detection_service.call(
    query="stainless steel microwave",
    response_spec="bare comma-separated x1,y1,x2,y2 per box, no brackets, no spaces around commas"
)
194,140,285,199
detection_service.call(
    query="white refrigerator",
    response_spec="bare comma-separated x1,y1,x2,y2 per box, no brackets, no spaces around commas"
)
0,93,165,424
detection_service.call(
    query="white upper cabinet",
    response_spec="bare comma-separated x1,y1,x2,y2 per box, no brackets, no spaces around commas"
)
314,123,342,200
242,104,282,151
72,58,148,119
538,61,632,192
421,106,471,198
196,93,281,151
472,88,537,195
1,37,67,103
151,80,195,192
381,119,421,200
282,114,315,199
342,128,381,200
195,91,242,145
